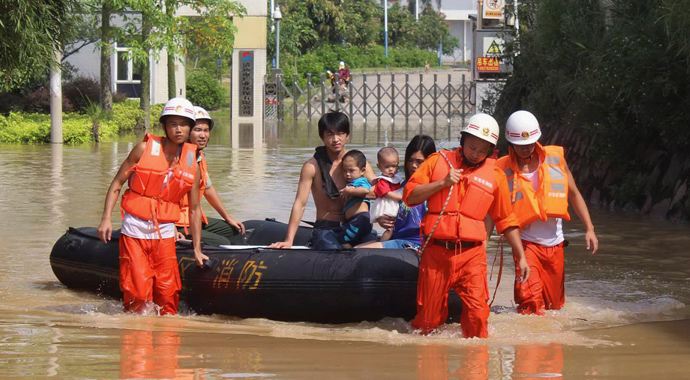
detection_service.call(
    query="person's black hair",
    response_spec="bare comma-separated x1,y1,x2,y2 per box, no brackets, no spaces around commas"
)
404,134,436,178
317,111,350,138
343,149,367,170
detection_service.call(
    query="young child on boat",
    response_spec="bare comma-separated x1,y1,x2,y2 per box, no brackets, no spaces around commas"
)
338,150,373,248
369,147,403,241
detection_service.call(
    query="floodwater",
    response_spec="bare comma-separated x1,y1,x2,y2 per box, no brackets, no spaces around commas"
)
1,120,689,379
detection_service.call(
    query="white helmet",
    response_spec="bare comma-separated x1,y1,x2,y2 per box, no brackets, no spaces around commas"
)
462,113,500,146
505,110,541,145
159,97,195,126
193,106,214,130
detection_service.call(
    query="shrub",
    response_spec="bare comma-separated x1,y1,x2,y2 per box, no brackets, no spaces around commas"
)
281,45,439,86
186,70,225,110
0,100,162,144
21,86,75,113
63,77,101,112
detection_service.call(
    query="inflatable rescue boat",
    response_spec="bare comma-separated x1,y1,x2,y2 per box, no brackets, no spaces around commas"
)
50,219,460,323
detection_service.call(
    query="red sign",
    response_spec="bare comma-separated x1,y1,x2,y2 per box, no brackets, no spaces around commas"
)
476,57,500,73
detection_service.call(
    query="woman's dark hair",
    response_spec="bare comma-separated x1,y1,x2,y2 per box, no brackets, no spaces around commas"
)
343,149,367,170
404,134,436,178
317,111,350,138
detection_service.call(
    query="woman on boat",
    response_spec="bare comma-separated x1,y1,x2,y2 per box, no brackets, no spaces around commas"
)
357,135,436,250
97,97,207,316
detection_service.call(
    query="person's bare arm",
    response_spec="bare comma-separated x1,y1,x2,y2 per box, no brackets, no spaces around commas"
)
385,190,403,202
189,167,209,266
97,142,145,243
204,186,245,235
503,226,530,282
364,161,376,182
341,185,370,197
269,161,316,248
566,164,598,254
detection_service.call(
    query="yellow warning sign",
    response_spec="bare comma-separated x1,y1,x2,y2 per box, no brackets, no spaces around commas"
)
486,40,502,56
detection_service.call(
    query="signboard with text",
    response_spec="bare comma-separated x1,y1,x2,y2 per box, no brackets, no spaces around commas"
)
476,57,500,72
482,0,505,20
239,51,254,117
476,36,504,73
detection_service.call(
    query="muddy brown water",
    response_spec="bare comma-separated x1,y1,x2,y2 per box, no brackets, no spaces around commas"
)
1,123,688,378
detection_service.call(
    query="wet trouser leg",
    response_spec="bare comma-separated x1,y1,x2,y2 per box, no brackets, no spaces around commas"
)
452,244,490,338
411,245,451,333
119,235,181,315
514,240,565,315
411,243,489,338
151,237,181,315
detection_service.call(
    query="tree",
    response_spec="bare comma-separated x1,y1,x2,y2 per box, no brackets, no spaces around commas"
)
0,0,79,92
117,0,245,130
100,0,116,112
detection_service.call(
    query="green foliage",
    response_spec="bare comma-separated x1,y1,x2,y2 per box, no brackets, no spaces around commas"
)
495,0,690,214
267,0,456,68
279,45,437,86
0,0,80,91
0,100,161,144
186,70,226,110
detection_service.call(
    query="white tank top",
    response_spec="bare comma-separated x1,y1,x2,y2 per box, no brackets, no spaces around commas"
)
518,170,564,247
121,212,176,239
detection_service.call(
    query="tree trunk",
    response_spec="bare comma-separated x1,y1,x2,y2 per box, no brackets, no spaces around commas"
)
100,1,113,112
166,1,177,99
140,12,152,131
167,51,177,99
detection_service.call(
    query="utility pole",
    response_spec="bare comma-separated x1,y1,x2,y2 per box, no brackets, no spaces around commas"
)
50,49,63,144
384,0,389,58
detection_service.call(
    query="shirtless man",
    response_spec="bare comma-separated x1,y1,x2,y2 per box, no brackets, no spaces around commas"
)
269,111,374,249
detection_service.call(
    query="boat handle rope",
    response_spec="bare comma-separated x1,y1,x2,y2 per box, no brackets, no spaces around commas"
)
419,150,458,255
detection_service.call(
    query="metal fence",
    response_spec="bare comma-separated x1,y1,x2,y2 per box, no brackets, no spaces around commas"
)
264,72,475,129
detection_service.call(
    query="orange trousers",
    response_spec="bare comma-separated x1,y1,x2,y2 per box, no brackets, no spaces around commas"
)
513,240,565,315
411,243,490,338
119,235,181,315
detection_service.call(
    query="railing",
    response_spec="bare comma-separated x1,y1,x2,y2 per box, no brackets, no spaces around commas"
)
264,71,475,135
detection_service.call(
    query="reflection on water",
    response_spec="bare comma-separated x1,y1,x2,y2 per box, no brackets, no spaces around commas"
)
1,120,690,377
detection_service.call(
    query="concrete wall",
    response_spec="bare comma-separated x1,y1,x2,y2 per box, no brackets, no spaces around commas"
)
230,15,267,148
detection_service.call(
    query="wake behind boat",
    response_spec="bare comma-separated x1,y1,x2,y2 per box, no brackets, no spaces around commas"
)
50,219,461,323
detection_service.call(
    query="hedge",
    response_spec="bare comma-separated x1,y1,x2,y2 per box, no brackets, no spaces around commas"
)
0,100,163,144
280,45,438,86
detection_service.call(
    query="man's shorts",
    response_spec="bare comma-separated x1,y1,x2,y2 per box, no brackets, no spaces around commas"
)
337,212,373,246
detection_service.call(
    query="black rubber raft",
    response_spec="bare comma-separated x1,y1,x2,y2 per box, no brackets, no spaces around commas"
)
50,219,460,323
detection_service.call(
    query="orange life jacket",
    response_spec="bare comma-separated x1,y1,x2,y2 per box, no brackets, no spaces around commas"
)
176,152,209,229
422,149,497,242
496,143,570,228
121,133,198,224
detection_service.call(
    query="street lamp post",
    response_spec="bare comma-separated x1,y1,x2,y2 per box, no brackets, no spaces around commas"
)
383,0,388,58
274,5,282,69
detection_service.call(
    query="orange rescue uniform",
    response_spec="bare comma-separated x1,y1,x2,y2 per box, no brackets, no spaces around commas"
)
176,151,209,231
497,143,570,314
119,133,198,315
404,149,518,338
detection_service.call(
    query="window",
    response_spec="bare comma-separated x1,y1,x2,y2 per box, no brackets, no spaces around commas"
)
114,44,142,98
